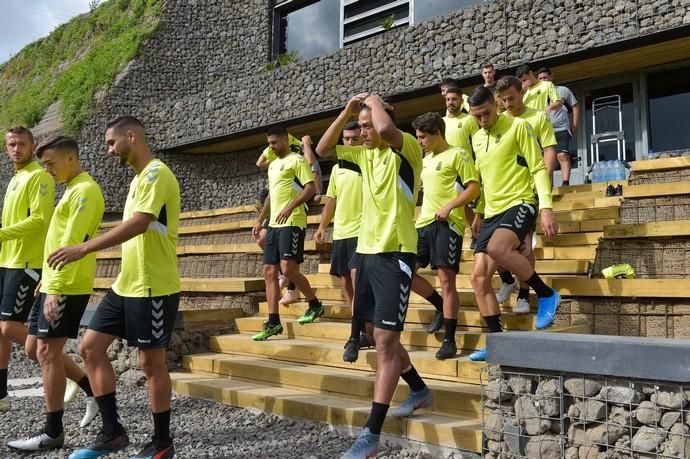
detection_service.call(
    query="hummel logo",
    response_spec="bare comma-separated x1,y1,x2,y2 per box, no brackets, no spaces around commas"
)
152,319,163,328
152,299,163,309
19,284,29,294
38,328,49,333
152,308,164,319
382,320,397,326
39,183,48,196
50,320,61,329
152,329,164,339
138,338,151,344
400,284,410,295
1,312,11,316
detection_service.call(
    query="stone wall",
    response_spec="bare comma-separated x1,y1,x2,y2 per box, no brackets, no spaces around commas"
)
483,367,690,458
4,0,690,211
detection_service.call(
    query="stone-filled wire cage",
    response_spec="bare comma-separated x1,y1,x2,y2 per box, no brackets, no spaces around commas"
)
481,366,690,458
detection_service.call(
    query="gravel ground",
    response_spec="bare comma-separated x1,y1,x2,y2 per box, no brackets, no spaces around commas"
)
0,352,468,458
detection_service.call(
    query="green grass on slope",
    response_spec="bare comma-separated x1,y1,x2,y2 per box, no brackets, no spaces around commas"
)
0,0,163,137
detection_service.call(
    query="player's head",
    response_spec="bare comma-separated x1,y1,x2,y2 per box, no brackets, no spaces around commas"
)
515,64,536,86
5,126,35,169
266,125,289,156
36,136,80,184
440,77,462,98
537,67,553,82
445,87,463,116
412,112,446,154
495,76,525,113
358,102,395,149
342,120,362,146
104,116,146,167
469,86,499,130
481,63,496,85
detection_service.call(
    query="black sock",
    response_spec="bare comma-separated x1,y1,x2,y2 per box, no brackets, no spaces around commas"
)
400,366,426,392
562,180,569,186
288,282,296,291
483,314,503,333
349,317,364,340
77,375,94,397
0,368,7,399
153,409,172,447
518,288,530,300
365,402,389,435
95,392,124,436
425,292,444,313
45,409,64,437
308,298,321,309
526,272,553,298
443,319,457,342
499,271,514,284
268,313,280,325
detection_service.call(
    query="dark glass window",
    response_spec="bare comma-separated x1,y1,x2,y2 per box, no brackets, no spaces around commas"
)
276,0,340,60
414,0,482,22
647,67,690,154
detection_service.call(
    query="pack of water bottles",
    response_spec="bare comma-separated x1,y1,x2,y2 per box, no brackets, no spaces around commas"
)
591,160,627,183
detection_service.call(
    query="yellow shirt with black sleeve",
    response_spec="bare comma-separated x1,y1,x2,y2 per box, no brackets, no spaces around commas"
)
268,153,313,229
112,159,180,298
0,161,54,269
416,147,479,234
443,113,480,157
514,107,557,149
324,163,362,240
335,132,423,254
262,134,303,163
523,80,561,112
41,172,105,295
472,114,553,218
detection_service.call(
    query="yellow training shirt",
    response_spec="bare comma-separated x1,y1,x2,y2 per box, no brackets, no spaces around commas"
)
325,163,362,240
443,113,479,157
472,114,553,218
268,153,313,228
112,159,180,297
41,172,105,295
336,132,422,254
416,147,479,234
0,161,54,269
514,107,557,149
523,80,561,112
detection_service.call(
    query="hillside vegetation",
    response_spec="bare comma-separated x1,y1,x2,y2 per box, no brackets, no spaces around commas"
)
0,0,163,137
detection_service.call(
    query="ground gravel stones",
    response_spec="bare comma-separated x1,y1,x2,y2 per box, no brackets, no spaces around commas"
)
0,352,451,458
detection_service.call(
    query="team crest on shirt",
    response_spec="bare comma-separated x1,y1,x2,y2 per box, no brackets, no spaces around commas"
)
495,134,502,144
436,162,442,171
383,158,388,165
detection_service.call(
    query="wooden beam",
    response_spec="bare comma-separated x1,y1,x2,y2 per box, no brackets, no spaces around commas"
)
553,278,690,298
631,157,690,173
98,241,332,259
604,220,690,239
93,277,265,292
623,181,690,199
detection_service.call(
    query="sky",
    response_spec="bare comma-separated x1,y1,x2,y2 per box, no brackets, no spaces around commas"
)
0,0,93,64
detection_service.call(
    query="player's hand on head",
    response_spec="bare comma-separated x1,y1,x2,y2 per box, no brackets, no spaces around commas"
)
346,93,369,115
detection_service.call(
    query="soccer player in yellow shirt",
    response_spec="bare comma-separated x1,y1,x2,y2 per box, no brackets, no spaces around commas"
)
467,87,561,362
49,117,180,459
317,94,430,458
516,64,563,113
8,136,105,452
411,113,480,360
314,121,366,362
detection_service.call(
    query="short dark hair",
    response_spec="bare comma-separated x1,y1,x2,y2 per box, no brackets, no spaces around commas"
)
440,77,462,88
6,126,34,144
515,64,532,78
106,116,145,134
343,120,359,131
482,62,495,70
537,67,552,76
359,103,395,123
412,112,445,137
468,86,496,107
36,135,79,159
495,76,523,93
445,86,463,96
266,125,288,138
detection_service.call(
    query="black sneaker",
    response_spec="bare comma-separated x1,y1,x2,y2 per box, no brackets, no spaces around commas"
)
343,338,359,363
426,311,444,334
435,339,457,360
359,332,372,349
68,430,129,458
615,184,623,196
130,440,175,459
606,184,615,197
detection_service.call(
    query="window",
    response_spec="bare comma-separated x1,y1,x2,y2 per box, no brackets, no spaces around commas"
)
342,0,410,44
647,66,690,154
413,0,483,23
274,0,340,61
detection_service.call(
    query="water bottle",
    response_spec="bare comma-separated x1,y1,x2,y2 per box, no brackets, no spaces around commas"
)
592,162,600,183
648,149,657,160
607,161,615,182
616,160,626,181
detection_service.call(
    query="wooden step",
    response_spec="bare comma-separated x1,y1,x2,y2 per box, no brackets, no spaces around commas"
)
208,334,483,382
101,205,258,229
98,241,331,259
180,353,482,417
259,301,537,329
93,277,265,292
541,232,602,246
552,278,690,298
631,156,690,172
624,181,690,199
180,308,243,324
171,372,482,451
604,220,690,239
551,183,611,196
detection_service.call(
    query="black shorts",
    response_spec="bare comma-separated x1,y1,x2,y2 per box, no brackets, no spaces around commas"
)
329,237,358,276
263,227,305,265
0,268,41,322
555,130,574,157
474,203,537,254
88,289,180,348
27,294,90,339
352,252,415,332
416,221,462,272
